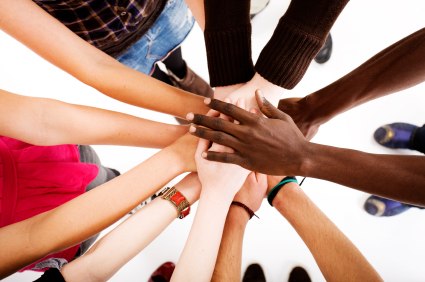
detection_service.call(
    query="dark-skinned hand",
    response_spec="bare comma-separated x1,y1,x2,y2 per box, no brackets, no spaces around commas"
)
186,90,309,176
277,97,319,141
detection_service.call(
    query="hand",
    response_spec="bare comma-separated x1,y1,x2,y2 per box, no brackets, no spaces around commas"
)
278,97,320,140
168,133,198,172
187,90,309,176
214,84,244,99
193,100,250,198
234,172,267,212
215,73,284,111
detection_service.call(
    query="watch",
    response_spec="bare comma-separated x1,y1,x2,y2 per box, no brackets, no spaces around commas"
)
159,186,190,219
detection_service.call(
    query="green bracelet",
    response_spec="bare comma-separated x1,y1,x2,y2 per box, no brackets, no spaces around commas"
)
267,176,298,206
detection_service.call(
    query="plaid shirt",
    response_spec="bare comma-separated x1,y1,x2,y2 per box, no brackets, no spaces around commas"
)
34,0,166,56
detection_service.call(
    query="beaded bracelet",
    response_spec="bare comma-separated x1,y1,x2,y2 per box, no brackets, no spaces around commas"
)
267,176,298,206
231,201,259,219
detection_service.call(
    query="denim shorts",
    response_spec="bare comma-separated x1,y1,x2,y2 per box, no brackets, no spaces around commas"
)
116,0,195,75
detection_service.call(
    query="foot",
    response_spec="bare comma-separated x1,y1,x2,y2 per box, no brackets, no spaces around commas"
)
314,34,333,64
364,195,423,217
242,263,266,282
288,266,311,282
250,0,270,19
167,63,213,124
374,122,418,149
148,262,175,282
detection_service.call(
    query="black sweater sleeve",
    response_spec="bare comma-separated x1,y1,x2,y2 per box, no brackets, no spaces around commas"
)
204,0,255,87
204,0,349,89
255,0,349,89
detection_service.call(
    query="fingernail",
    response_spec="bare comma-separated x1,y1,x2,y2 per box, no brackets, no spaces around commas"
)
189,125,196,133
186,112,194,121
201,152,207,158
224,98,231,103
204,98,211,104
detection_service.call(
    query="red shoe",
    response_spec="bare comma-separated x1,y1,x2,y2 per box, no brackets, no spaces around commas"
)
148,262,175,282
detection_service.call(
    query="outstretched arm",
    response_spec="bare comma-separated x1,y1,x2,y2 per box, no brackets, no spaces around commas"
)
0,89,186,147
269,176,382,282
211,172,267,282
279,27,425,138
0,0,208,118
172,108,250,281
61,173,201,282
0,134,197,278
188,96,425,206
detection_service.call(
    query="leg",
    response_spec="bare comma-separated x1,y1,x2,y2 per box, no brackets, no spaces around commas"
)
78,145,119,192
74,145,120,257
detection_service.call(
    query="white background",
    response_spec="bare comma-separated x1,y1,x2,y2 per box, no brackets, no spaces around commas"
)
1,0,425,281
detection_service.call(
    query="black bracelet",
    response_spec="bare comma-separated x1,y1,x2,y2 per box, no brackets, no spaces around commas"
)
231,201,259,219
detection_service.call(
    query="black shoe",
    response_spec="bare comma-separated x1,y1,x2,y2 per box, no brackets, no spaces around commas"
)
288,266,311,282
108,168,121,177
243,263,266,282
314,34,333,64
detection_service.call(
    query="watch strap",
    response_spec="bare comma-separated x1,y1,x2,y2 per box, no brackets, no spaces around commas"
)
160,187,190,219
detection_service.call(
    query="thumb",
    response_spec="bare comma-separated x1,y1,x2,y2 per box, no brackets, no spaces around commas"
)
255,90,288,120
196,137,210,159
254,172,267,185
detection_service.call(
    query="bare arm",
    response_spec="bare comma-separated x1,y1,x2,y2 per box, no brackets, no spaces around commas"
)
0,89,186,147
279,27,425,137
188,96,425,206
271,181,382,282
0,0,208,118
211,172,267,282
61,173,201,282
304,143,425,207
171,137,250,281
0,134,197,278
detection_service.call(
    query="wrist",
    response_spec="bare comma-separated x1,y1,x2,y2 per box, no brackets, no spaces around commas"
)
267,176,298,206
303,86,340,126
200,187,235,203
228,205,250,226
272,182,300,208
163,146,186,174
231,201,258,220
251,73,283,105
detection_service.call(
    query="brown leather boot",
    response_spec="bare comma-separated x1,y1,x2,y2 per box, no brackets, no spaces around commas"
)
167,64,214,124
167,65,214,98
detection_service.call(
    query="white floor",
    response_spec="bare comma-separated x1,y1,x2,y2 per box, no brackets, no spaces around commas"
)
1,0,425,281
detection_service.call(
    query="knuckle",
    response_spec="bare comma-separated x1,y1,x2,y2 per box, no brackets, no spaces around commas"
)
223,102,234,115
196,127,206,138
192,114,204,124
213,132,224,143
210,99,223,111
222,153,233,163
212,117,223,129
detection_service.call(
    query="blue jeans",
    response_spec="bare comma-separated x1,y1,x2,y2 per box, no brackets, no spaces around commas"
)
117,0,195,75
